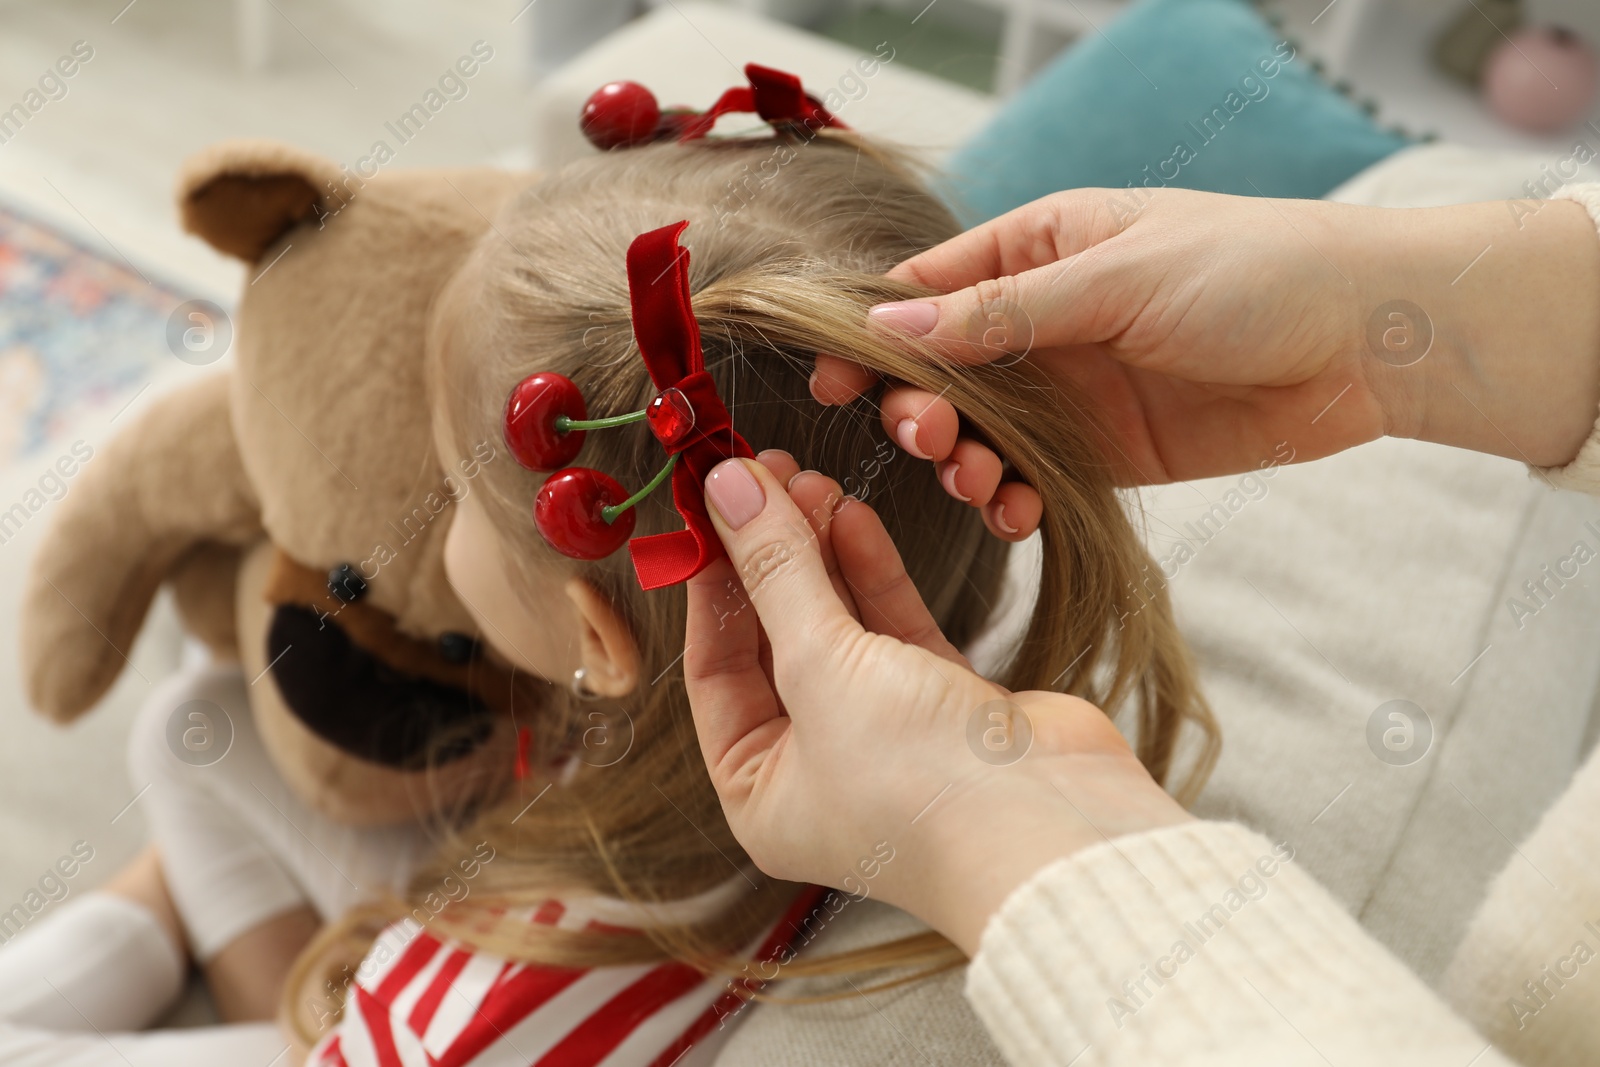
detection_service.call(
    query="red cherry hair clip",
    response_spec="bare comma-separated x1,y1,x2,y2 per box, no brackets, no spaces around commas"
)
502,221,753,589
580,63,846,151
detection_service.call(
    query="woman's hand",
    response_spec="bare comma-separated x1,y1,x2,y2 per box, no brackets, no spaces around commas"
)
683,451,1191,954
819,188,1600,532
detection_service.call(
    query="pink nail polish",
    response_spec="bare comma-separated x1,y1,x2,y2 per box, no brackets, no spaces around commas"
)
705,460,765,530
895,419,932,460
995,503,1020,535
868,301,939,337
939,462,972,503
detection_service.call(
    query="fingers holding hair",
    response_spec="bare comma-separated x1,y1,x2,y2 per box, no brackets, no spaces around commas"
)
810,356,876,406
701,458,861,654
828,494,972,669
772,454,862,626
808,192,1116,406
983,481,1043,542
686,456,823,786
874,390,1031,530
878,387,959,462
887,188,1129,293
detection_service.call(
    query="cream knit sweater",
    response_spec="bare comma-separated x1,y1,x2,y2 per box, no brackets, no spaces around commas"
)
961,176,1600,1067
966,757,1600,1067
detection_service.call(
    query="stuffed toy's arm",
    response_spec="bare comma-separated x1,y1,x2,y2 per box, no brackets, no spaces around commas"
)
21,372,261,721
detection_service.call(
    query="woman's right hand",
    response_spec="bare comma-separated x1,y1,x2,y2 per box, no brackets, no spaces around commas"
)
819,188,1600,530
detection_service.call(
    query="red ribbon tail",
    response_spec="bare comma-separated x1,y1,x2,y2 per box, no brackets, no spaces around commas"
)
628,530,710,591
514,725,533,781
676,86,755,140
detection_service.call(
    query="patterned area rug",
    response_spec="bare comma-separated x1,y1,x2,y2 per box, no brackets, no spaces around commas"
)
0,203,192,948
0,203,187,463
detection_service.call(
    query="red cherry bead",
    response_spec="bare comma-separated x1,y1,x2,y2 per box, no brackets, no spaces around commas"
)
534,468,636,560
505,372,586,471
647,387,697,447
581,81,662,150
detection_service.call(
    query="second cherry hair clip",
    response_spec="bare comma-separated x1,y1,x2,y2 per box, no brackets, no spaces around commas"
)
579,63,846,151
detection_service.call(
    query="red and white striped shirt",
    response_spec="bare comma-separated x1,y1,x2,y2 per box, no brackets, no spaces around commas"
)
308,887,828,1067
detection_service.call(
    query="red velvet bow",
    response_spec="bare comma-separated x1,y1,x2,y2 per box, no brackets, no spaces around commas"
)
676,63,846,141
625,221,754,590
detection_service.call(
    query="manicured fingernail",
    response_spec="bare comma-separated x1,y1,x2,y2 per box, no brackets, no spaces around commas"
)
808,369,831,404
939,461,972,502
868,301,938,337
706,460,764,530
787,468,822,490
895,419,932,459
995,503,1020,535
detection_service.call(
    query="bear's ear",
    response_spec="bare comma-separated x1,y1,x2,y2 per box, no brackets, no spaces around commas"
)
177,139,344,262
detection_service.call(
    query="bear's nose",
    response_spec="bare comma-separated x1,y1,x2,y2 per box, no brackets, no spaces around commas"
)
438,632,477,664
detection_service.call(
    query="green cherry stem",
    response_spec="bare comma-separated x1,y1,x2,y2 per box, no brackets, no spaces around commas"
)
602,453,680,525
556,409,648,433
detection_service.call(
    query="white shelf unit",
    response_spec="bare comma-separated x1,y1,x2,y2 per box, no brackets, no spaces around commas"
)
731,0,1382,96
962,0,1385,95
959,0,1129,94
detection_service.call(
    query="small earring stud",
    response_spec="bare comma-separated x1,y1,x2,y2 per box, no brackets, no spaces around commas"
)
571,667,603,702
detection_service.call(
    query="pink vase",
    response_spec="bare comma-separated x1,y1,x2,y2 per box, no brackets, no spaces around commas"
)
1483,27,1599,132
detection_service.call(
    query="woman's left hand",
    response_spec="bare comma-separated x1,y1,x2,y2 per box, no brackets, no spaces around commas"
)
682,451,1192,954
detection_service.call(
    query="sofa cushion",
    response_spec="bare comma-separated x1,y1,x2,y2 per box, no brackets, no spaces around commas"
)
943,0,1411,222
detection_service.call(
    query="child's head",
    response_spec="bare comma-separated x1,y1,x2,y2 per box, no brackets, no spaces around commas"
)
288,132,1215,1033
423,137,1015,942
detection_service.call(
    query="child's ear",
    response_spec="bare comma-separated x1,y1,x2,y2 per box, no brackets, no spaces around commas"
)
564,578,640,698
176,139,342,262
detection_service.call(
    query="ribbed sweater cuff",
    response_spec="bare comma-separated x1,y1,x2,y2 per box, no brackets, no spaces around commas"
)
1539,183,1600,494
965,822,1502,1067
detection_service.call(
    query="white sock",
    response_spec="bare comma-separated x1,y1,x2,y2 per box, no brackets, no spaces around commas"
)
0,1021,284,1067
0,892,185,1031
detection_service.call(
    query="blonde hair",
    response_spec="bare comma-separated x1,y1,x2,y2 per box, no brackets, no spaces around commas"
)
284,135,1217,1043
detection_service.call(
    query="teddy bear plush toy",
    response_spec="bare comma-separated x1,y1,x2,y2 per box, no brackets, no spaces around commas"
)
21,139,534,826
